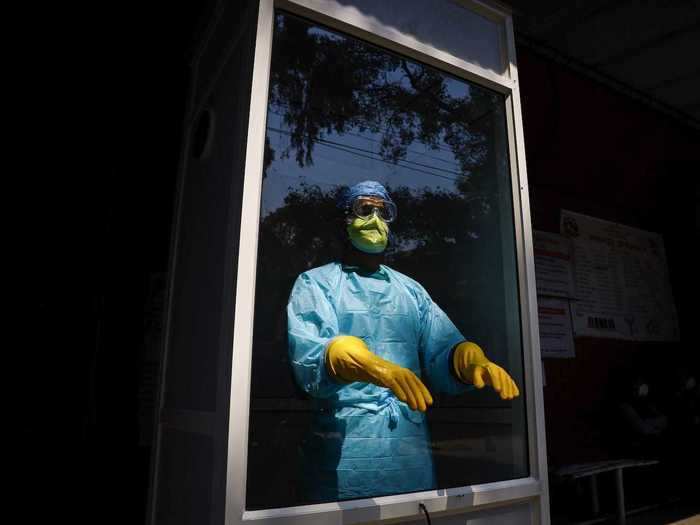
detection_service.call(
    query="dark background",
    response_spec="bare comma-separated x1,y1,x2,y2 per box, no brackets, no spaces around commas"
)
517,46,699,468
22,3,214,523
20,2,699,524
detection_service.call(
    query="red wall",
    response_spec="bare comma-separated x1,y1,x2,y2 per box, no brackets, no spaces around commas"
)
516,45,699,467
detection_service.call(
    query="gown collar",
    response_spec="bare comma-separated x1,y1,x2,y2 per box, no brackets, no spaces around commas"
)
340,263,391,281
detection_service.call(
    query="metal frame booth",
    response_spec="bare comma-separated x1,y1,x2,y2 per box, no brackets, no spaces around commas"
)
149,1,549,524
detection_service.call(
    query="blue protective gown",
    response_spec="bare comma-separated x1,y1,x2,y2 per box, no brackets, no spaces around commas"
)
287,262,470,501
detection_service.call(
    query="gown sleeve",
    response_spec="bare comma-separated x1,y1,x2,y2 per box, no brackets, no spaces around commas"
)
413,283,474,396
287,271,344,398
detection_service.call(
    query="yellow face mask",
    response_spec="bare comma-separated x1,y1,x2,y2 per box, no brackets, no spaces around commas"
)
346,212,389,254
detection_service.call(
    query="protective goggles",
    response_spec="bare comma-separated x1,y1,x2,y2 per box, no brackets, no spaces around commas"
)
350,196,397,223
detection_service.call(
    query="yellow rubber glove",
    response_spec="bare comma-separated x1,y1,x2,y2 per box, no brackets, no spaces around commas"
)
326,335,433,412
452,341,520,400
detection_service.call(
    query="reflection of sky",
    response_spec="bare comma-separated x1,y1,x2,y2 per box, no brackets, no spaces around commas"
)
261,20,493,217
262,110,470,216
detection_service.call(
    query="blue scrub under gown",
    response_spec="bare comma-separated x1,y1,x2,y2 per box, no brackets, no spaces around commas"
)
287,262,471,502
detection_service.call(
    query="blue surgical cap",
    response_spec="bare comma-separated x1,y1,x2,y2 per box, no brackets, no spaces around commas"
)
337,180,395,210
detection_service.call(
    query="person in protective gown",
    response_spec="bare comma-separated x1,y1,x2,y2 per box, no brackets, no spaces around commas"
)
287,180,520,502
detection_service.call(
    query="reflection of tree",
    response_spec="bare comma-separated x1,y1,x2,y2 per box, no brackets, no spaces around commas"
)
268,13,500,185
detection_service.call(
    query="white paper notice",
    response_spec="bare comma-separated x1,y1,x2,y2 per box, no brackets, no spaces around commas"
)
534,231,575,298
560,210,679,341
538,297,575,358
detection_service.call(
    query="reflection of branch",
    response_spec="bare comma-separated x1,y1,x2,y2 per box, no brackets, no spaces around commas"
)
400,60,420,89
399,59,494,132
269,15,493,176
400,59,452,114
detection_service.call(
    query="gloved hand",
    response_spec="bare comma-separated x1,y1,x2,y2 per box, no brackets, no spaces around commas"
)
452,341,520,400
326,335,433,411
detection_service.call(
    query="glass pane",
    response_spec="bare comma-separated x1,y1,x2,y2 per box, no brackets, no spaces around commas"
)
246,11,527,510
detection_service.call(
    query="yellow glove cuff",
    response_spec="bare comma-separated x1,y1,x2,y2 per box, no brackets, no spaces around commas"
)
326,335,377,383
452,341,490,384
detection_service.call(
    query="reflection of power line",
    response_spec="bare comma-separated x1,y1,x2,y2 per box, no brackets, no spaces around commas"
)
271,102,466,156
342,129,461,168
269,107,461,166
270,99,495,156
308,133,465,178
269,103,463,157
267,126,461,182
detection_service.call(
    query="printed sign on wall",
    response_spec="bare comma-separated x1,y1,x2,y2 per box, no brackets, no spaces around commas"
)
534,231,575,299
560,210,679,341
538,297,575,358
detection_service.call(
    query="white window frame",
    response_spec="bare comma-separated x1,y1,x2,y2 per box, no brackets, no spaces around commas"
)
225,1,548,524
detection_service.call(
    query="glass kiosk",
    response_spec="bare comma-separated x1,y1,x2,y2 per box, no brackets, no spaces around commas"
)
149,1,549,524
